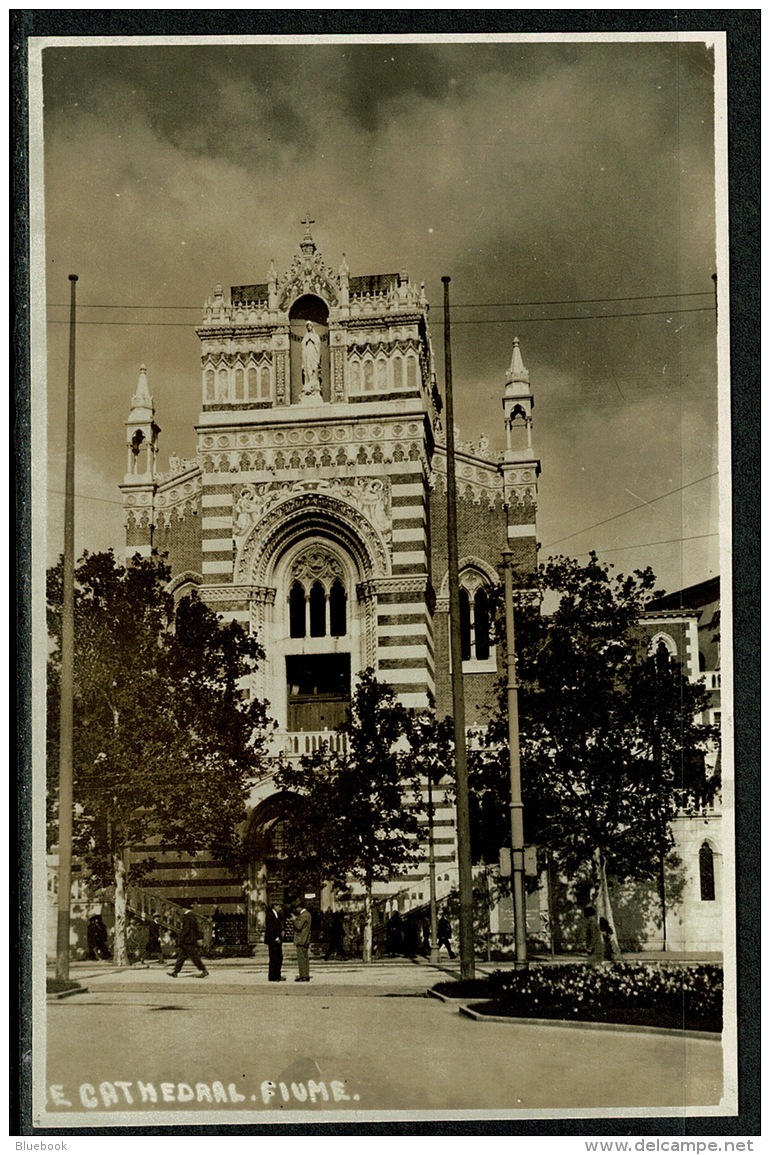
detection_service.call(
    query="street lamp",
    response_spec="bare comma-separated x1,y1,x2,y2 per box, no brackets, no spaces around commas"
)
501,549,528,968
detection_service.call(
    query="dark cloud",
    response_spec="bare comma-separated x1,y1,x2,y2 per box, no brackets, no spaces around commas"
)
37,36,722,593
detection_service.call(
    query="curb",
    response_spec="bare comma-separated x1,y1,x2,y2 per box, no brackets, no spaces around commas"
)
457,1003,722,1041
47,986,90,1001
427,988,453,1003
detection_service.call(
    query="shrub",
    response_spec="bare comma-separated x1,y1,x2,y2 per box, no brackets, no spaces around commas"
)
434,962,723,1032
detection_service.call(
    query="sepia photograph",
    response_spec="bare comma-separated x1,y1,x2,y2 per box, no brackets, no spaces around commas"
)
20,21,754,1136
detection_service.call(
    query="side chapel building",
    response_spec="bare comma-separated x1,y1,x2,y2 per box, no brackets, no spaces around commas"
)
116,223,722,952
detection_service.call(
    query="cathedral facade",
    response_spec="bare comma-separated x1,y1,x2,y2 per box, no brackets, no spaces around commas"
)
119,224,539,937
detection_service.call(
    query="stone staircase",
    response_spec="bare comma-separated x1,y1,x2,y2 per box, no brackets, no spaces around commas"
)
126,884,214,950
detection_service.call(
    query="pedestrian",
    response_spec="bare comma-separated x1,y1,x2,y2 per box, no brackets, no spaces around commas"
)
293,902,312,982
385,911,403,956
599,915,615,961
145,918,163,963
402,914,420,958
583,905,603,965
324,911,347,961
87,914,111,960
437,912,456,959
264,903,286,982
167,900,209,978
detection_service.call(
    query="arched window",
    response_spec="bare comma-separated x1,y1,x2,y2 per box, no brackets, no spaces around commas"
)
289,581,306,639
309,581,326,638
329,579,347,637
699,842,715,902
216,367,229,400
363,360,375,391
377,357,388,390
392,356,403,390
234,365,244,400
452,566,497,671
288,549,349,640
259,365,271,399
459,587,472,662
205,368,215,400
406,355,417,390
247,366,258,399
474,587,491,660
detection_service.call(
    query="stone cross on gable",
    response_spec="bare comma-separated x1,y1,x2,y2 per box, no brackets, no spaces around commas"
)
301,214,315,233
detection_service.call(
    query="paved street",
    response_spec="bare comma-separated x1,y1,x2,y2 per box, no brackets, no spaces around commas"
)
39,955,725,1124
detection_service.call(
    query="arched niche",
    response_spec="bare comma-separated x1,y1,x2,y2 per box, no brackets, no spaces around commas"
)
288,294,330,404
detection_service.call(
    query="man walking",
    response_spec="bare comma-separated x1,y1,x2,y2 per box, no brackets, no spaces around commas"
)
437,912,456,959
168,899,209,979
265,903,286,982
293,902,312,982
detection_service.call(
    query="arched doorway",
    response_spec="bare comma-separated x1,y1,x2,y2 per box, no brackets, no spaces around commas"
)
244,793,325,943
245,794,292,943
288,294,330,404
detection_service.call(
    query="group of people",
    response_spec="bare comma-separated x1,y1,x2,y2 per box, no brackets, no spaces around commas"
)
264,902,312,982
385,910,456,960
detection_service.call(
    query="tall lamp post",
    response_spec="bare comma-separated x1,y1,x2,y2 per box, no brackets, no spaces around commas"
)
442,275,475,980
502,549,528,968
56,274,78,982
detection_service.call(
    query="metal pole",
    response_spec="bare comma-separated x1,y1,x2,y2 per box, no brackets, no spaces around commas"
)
442,275,475,981
56,274,78,982
502,549,528,967
427,772,439,965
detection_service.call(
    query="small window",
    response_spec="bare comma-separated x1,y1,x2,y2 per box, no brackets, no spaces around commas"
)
699,842,715,902
259,365,271,399
309,581,326,638
393,356,403,389
217,368,229,400
459,587,472,662
406,355,417,390
289,582,306,639
474,587,490,661
329,579,347,637
247,366,258,399
363,360,374,392
205,369,215,400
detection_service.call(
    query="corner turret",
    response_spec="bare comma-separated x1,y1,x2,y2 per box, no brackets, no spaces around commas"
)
124,364,161,483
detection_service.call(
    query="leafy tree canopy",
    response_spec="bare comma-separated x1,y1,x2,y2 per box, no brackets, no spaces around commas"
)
470,553,719,890
47,550,274,886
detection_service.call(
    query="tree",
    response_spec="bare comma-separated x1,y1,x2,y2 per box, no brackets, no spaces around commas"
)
274,669,423,962
470,553,718,944
47,550,274,964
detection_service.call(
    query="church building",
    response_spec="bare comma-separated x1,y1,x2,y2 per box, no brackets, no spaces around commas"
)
119,222,540,939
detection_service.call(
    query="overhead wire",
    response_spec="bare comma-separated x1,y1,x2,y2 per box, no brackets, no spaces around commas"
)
543,472,719,548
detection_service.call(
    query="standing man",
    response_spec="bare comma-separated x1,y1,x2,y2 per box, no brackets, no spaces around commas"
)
168,899,209,979
293,902,312,982
264,903,286,982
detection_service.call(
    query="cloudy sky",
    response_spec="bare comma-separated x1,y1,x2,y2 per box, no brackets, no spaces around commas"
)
35,34,725,596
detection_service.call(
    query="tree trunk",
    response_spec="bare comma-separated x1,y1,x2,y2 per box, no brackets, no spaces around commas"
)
593,847,622,958
362,886,373,964
112,852,129,966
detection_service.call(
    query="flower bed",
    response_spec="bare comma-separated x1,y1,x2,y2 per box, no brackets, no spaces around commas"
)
432,962,722,1033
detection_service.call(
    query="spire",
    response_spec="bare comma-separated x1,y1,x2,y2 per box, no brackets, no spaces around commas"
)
130,363,154,415
507,337,529,385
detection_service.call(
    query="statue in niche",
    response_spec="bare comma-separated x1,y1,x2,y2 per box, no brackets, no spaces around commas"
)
301,321,322,400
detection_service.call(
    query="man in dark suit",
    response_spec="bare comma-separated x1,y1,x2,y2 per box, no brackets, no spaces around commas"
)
167,899,209,978
264,904,286,982
293,903,312,982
